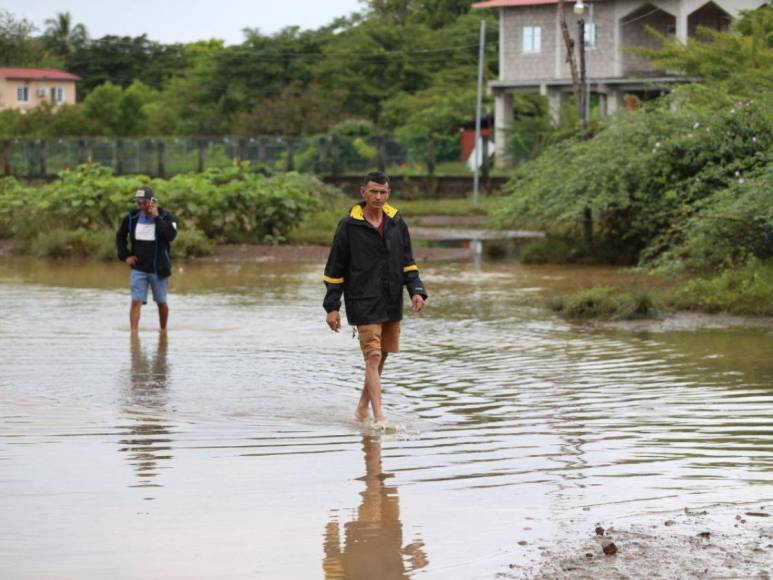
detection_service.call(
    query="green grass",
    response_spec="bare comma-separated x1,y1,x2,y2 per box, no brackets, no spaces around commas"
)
27,229,116,260
548,286,660,320
668,261,773,316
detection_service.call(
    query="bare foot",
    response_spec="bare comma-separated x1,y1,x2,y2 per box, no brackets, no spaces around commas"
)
355,407,370,421
372,418,390,430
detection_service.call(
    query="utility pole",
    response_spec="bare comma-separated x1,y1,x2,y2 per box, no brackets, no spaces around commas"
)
473,19,486,209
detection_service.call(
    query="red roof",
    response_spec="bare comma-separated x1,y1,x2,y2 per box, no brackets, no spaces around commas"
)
473,0,559,7
0,68,80,81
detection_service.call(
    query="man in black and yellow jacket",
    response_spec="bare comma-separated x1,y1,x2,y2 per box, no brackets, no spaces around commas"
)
324,171,427,426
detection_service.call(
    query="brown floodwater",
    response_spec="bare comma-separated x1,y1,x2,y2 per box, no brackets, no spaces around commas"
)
1,257,772,579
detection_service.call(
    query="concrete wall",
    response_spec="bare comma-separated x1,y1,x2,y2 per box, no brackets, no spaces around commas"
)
501,5,559,82
0,79,78,111
621,6,675,76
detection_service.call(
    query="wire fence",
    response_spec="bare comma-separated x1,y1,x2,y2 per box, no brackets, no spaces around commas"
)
0,134,485,180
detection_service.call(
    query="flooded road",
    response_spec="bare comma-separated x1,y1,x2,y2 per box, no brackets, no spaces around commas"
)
1,257,772,579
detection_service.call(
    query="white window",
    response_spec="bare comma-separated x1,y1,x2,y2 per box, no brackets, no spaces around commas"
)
585,23,597,49
51,87,64,103
522,26,542,54
16,86,29,102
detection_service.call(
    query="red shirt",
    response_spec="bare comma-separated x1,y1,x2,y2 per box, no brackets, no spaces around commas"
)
376,219,384,237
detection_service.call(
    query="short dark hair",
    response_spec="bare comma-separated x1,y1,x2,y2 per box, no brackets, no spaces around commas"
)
362,171,389,187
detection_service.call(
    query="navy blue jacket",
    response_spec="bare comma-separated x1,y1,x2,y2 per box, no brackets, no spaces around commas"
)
116,208,177,279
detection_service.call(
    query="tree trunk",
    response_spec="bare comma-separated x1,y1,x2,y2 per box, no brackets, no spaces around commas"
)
558,0,583,123
578,19,588,133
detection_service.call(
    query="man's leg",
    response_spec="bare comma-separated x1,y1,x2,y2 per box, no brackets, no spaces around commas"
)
130,300,142,331
364,351,385,423
356,353,387,420
150,275,170,331
158,303,169,331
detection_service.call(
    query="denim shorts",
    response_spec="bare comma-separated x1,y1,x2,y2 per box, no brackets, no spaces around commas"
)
130,269,169,304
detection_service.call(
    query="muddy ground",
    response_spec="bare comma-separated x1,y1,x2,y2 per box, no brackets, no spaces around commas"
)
501,505,772,579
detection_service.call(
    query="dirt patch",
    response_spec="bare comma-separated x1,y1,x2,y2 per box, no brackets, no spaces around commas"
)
194,243,473,264
501,505,773,579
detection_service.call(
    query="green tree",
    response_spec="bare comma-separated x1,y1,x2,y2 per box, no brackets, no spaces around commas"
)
43,11,88,57
0,10,54,67
233,81,344,136
67,35,186,96
81,81,123,135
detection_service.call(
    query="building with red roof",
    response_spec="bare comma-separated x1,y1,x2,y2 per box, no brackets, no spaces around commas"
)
0,68,81,112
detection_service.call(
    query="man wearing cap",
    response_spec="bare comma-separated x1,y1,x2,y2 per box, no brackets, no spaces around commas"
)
323,171,427,426
116,187,178,332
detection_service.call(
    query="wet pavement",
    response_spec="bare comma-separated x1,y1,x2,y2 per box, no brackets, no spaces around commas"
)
1,257,772,579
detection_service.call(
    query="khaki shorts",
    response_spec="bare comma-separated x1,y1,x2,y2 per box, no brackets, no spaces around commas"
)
357,321,400,359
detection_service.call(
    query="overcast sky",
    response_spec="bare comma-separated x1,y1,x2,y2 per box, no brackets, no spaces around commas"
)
7,0,364,45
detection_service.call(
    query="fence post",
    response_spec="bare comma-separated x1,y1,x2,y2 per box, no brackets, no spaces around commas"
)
39,139,48,177
115,138,124,175
330,135,340,180
237,137,247,163
426,137,437,196
2,139,12,176
197,138,206,173
257,139,267,164
157,140,165,178
25,141,35,178
285,139,294,172
376,136,386,172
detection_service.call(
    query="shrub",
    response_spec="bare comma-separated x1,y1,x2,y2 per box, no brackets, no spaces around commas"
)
173,228,214,258
28,228,114,260
496,91,773,269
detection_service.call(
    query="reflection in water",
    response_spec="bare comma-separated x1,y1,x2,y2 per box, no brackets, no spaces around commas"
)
323,436,428,580
118,333,173,490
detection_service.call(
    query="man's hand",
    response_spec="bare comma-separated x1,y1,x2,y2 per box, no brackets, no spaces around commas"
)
411,294,425,313
326,310,341,332
125,256,137,267
148,201,159,218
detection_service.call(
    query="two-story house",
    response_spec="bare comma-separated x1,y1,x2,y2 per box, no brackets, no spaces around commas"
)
473,0,768,167
0,68,80,112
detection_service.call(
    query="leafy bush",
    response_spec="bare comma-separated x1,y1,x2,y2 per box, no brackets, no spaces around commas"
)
497,93,773,269
647,162,773,272
173,228,214,258
0,163,337,247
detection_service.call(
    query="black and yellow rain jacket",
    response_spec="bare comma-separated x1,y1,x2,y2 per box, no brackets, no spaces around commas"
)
323,202,427,326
